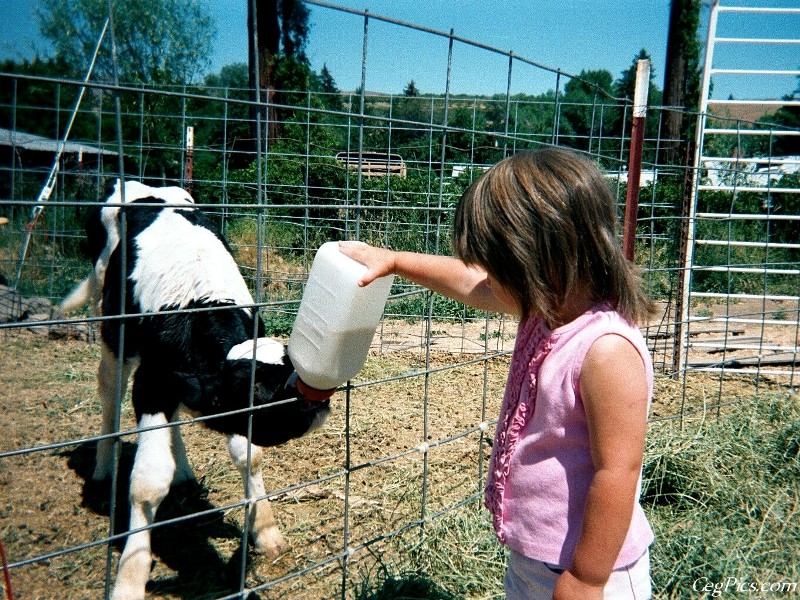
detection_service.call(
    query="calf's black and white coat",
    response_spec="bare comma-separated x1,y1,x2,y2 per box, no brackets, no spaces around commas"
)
62,180,329,600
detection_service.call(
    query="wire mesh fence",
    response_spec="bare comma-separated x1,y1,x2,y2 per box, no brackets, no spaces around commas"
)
0,1,798,599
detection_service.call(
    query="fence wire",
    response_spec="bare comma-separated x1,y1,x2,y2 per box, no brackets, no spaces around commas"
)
0,1,798,599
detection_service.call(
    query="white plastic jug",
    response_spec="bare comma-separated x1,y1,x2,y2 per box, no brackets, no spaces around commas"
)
288,242,394,390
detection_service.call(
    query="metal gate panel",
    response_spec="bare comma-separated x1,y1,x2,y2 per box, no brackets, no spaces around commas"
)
678,1,800,380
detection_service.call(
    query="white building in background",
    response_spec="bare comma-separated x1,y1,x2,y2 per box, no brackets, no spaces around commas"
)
702,156,800,187
606,169,660,187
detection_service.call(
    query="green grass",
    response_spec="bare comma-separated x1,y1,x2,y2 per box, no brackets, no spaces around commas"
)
644,391,800,598
351,507,506,600
354,390,800,599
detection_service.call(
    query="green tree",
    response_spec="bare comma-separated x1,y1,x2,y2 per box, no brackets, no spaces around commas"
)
204,63,250,90
0,56,92,206
0,56,80,134
391,93,432,156
446,101,494,165
615,50,661,103
403,80,420,97
561,69,616,153
33,0,217,181
195,64,252,171
36,0,215,85
315,63,342,111
317,64,338,94
564,70,615,98
768,78,800,156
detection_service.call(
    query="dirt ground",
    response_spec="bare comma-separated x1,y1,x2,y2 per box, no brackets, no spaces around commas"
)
0,300,796,599
0,327,511,600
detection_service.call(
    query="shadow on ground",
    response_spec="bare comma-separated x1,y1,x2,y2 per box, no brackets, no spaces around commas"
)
60,441,264,599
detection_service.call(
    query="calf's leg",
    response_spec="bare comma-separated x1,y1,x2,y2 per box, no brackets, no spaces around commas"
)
170,408,195,484
112,411,176,600
94,344,138,481
227,434,285,558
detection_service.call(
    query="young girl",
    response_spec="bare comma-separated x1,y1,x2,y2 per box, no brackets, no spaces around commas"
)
339,147,655,600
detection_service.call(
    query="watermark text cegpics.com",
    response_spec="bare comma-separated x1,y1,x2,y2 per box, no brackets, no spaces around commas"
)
694,577,799,597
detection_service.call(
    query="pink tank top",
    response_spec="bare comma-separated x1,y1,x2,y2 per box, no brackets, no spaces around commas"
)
485,303,654,569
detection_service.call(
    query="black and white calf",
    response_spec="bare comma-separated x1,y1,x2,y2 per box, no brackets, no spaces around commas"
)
61,180,330,600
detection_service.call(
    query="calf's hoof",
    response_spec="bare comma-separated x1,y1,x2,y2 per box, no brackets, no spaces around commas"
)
253,525,285,559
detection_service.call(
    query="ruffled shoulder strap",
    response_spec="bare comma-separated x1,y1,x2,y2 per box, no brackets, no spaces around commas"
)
484,317,557,541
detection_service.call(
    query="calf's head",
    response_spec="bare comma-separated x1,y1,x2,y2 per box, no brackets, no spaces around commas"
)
179,338,330,447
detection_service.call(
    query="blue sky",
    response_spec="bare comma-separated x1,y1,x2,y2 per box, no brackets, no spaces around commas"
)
3,0,799,101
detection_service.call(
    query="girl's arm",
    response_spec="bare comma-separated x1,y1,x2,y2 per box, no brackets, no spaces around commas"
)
338,241,520,316
554,334,650,600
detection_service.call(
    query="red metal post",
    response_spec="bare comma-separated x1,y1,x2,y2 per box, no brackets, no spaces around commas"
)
185,125,194,194
622,59,650,262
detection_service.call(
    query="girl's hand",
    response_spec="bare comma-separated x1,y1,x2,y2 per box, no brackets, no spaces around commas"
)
338,241,397,287
553,570,604,600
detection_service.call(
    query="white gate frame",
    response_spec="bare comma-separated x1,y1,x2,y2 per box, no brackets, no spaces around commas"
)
677,0,800,380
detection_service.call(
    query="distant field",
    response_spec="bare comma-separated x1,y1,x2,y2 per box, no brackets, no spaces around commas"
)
709,101,785,123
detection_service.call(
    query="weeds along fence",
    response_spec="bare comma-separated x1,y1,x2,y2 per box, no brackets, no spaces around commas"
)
0,1,798,598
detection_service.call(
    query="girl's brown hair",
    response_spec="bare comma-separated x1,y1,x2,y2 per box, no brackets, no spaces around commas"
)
452,147,655,325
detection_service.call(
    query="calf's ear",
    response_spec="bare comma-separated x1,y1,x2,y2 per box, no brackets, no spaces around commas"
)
170,372,221,414
225,359,291,402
